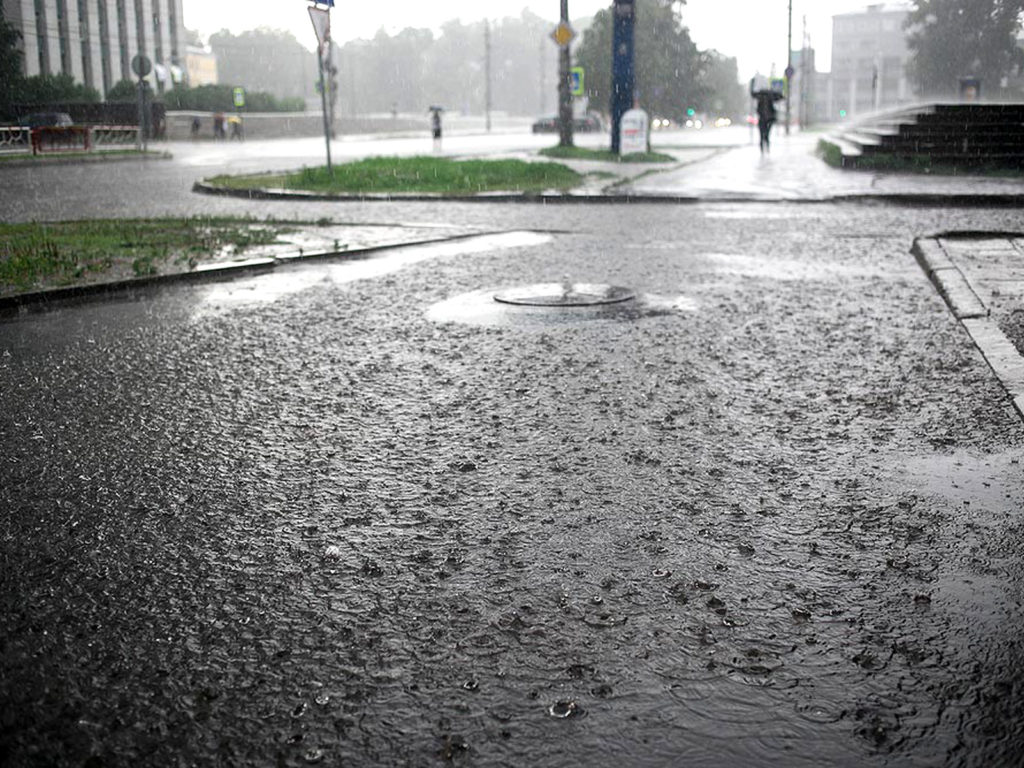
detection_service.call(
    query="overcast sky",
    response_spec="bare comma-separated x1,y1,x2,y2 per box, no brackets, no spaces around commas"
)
181,0,895,78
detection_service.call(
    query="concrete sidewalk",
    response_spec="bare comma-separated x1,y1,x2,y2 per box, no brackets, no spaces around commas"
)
915,234,1024,417
630,131,1024,202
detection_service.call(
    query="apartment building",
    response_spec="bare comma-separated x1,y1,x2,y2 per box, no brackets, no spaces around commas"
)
3,0,186,97
830,3,913,118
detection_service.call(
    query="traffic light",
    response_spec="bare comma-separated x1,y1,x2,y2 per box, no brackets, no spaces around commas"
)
687,107,695,117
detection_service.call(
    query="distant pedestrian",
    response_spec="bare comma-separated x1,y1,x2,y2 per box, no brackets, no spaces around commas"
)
754,90,782,154
213,112,226,140
429,106,443,151
190,116,201,140
228,115,244,141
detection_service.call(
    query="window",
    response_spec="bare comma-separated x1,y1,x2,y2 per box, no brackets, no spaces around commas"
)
117,0,128,79
98,0,112,92
34,0,49,74
57,0,71,75
79,0,94,88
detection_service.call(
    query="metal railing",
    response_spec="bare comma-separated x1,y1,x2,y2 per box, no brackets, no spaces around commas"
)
90,125,140,146
0,124,140,155
0,126,31,151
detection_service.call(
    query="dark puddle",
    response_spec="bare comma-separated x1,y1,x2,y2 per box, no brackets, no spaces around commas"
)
427,287,698,327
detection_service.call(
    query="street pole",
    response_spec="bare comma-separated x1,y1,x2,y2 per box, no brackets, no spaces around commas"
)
308,2,333,176
328,41,337,139
785,0,792,135
136,77,146,152
317,43,333,177
558,0,573,147
485,20,492,132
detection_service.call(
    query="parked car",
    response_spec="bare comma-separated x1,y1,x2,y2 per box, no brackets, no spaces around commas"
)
531,114,603,133
20,112,75,128
531,116,558,133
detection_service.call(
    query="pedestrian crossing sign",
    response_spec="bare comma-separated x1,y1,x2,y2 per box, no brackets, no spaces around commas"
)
570,67,584,96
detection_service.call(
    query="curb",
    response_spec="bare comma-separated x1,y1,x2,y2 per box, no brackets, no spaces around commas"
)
0,151,172,169
191,181,698,205
0,230,498,316
192,181,1024,207
912,236,1024,419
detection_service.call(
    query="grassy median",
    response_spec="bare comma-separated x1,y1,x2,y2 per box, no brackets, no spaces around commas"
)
206,156,583,195
539,145,676,163
0,217,298,295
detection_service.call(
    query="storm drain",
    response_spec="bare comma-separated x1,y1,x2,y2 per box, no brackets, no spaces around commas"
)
493,282,636,307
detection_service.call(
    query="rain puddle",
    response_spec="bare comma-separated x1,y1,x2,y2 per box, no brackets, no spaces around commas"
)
426,288,698,327
702,208,824,220
894,447,1024,633
193,231,550,311
897,448,1024,509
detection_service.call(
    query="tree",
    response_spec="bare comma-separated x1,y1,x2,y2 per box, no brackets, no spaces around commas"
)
905,0,1024,96
575,0,711,122
11,73,100,105
0,10,24,117
698,51,746,119
209,28,317,101
105,78,139,102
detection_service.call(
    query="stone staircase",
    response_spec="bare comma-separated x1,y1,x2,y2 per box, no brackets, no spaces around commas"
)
825,103,1024,170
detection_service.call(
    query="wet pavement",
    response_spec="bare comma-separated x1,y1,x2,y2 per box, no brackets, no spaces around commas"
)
625,132,1024,202
914,235,1024,417
4,130,1024,766
3,197,1024,766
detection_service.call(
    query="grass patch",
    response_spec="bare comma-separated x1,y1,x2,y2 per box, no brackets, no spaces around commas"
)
0,217,296,294
207,156,582,195
817,139,843,168
817,138,1024,177
539,145,675,163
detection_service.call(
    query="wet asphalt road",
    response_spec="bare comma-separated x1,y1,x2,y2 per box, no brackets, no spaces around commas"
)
4,160,1024,765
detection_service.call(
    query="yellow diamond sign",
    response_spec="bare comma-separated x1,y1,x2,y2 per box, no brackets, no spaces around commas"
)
551,22,576,47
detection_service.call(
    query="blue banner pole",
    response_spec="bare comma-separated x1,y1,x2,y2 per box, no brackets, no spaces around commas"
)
610,0,635,154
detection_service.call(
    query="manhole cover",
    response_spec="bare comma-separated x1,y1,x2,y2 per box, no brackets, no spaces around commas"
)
493,282,636,307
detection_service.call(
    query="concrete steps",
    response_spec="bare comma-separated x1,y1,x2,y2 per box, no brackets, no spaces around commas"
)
825,103,1024,170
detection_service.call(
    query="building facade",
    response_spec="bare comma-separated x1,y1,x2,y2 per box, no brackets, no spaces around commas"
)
830,3,913,119
3,0,186,98
185,43,216,87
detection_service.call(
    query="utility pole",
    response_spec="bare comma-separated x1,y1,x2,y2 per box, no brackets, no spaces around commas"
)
485,20,492,132
557,0,573,147
785,0,793,135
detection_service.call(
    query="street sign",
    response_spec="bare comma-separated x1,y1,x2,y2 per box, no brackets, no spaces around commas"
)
131,54,151,78
308,6,330,50
233,87,245,108
570,67,584,96
551,21,575,47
